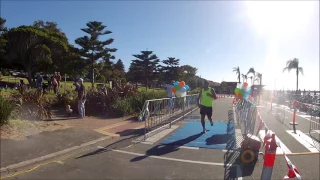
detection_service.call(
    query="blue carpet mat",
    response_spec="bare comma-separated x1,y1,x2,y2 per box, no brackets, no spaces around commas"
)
160,121,236,149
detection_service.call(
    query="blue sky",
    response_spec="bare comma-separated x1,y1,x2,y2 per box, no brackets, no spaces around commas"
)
1,1,319,90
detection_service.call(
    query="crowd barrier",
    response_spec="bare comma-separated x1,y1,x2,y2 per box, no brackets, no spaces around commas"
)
265,97,320,143
138,94,199,140
216,94,233,98
234,98,301,180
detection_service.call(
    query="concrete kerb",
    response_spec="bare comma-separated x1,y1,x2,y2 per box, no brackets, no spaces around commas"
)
0,136,111,176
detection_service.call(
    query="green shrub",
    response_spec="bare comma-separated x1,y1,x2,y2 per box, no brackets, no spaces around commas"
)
1,69,10,76
189,88,200,95
10,88,51,120
110,98,134,117
0,96,18,125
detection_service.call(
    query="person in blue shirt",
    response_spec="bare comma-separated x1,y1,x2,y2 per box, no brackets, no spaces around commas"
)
36,74,43,89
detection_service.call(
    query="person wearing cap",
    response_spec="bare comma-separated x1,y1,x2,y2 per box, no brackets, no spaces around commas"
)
77,78,86,118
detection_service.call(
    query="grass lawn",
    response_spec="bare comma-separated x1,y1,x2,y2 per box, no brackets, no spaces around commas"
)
1,76,93,89
1,76,166,98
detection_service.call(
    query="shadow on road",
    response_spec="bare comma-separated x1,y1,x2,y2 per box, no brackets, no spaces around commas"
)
75,129,145,159
224,110,256,180
130,132,204,162
115,128,145,137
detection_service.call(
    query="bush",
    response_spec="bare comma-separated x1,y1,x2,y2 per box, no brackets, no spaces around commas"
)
189,88,200,95
110,98,134,117
0,96,18,125
11,88,51,120
108,89,167,117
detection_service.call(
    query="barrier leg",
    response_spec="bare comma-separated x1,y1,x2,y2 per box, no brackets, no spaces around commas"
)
290,108,298,133
290,101,298,134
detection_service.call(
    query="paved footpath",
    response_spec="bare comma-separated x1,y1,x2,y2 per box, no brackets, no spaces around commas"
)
1,98,319,179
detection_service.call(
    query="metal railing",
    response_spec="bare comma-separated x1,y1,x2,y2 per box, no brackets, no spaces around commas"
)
309,106,320,138
139,94,199,140
235,99,263,136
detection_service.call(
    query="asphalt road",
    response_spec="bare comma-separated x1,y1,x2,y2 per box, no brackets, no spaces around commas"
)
3,98,319,180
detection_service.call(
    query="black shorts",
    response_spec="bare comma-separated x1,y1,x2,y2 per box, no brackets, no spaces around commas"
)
200,105,212,118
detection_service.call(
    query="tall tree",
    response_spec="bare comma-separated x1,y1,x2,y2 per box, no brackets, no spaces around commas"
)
283,58,303,93
33,20,67,38
247,68,256,85
126,61,143,88
0,17,8,67
180,65,197,88
3,26,69,86
162,57,180,83
255,72,262,85
241,74,247,83
33,21,75,74
114,59,125,72
75,21,117,87
132,51,160,90
232,66,241,83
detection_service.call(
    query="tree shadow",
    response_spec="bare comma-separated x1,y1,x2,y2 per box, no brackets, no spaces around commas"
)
130,132,204,162
115,128,145,137
75,130,145,159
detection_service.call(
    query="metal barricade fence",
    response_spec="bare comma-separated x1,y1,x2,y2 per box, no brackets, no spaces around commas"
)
140,94,199,140
309,105,320,143
235,99,262,136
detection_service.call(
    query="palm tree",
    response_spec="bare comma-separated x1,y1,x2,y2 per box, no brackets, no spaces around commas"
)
241,74,247,83
255,72,262,85
283,58,304,93
247,68,256,85
232,66,241,83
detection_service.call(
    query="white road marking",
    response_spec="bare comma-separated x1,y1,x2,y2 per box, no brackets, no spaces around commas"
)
111,148,238,167
104,148,243,179
286,130,320,152
179,146,199,150
141,141,154,145
258,130,292,154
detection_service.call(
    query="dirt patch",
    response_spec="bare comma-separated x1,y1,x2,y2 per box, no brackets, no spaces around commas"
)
0,120,70,140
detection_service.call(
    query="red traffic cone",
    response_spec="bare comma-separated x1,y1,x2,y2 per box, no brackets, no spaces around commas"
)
284,166,300,179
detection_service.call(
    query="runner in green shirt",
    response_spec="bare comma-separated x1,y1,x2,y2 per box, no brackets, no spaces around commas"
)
197,80,217,133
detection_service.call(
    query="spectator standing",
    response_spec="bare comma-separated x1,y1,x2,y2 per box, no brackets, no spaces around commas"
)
57,72,62,87
36,74,43,91
77,78,86,119
47,76,52,92
52,75,58,94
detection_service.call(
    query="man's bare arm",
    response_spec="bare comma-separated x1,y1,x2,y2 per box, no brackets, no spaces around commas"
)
211,88,217,99
197,90,202,107
206,88,217,99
